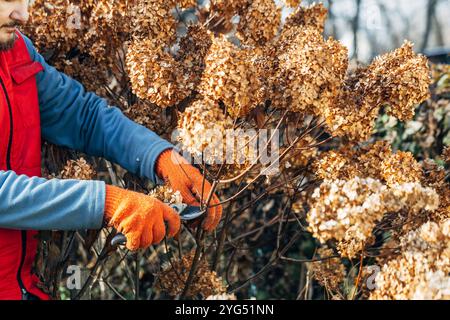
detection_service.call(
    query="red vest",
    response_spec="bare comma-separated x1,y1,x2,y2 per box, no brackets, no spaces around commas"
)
0,32,49,300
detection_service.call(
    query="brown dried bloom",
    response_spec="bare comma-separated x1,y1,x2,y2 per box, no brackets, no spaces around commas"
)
283,3,328,34
272,27,348,115
124,101,174,136
422,159,447,188
354,141,394,179
178,0,198,9
199,36,266,118
149,185,183,205
282,134,318,171
370,42,431,121
314,148,359,181
443,146,450,164
435,188,450,222
178,25,213,64
381,151,424,186
421,159,450,223
60,158,96,180
314,141,392,181
176,25,214,90
370,220,450,300
310,247,346,293
82,0,130,64
24,0,84,54
283,0,302,8
209,0,250,25
206,293,237,300
156,251,227,298
26,0,129,65
127,26,213,108
126,39,190,107
307,177,440,258
328,73,380,141
237,0,281,46
177,98,233,163
315,142,425,189
328,42,430,141
129,0,177,45
374,158,449,242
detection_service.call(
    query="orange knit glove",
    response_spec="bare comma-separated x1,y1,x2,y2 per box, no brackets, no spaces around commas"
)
155,149,223,231
104,185,181,251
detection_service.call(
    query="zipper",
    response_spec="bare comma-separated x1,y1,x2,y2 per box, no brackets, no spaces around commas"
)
0,76,13,170
0,76,37,300
17,231,29,299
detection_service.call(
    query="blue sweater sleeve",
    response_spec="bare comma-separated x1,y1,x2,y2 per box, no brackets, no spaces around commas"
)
0,171,105,230
22,34,174,183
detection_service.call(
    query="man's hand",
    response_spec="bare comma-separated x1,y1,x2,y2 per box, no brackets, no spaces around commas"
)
103,185,181,251
155,149,223,231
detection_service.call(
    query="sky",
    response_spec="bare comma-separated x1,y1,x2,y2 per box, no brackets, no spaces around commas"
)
314,0,450,61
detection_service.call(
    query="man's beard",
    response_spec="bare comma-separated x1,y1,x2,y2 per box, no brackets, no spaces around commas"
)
0,32,18,51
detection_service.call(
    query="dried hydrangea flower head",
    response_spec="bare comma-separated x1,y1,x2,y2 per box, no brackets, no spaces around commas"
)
149,185,183,206
281,134,318,172
236,0,281,46
443,147,450,164
156,251,227,298
315,141,427,189
124,101,175,136
307,177,440,258
60,158,96,180
208,0,250,25
314,141,392,181
177,0,198,9
24,0,84,54
26,0,130,62
176,25,214,89
177,25,214,68
272,26,348,115
199,36,266,118
24,1,129,100
127,25,214,108
328,42,430,141
83,0,130,65
310,247,346,294
283,0,302,8
283,2,328,34
370,220,450,300
368,42,431,121
126,39,190,107
380,151,424,186
129,0,177,45
177,98,233,163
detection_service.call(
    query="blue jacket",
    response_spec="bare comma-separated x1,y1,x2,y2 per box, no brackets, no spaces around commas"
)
0,34,174,231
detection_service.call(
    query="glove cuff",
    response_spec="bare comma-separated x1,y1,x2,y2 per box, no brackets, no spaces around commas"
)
104,185,124,223
155,148,174,179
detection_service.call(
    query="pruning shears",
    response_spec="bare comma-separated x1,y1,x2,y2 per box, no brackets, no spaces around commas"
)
110,203,204,246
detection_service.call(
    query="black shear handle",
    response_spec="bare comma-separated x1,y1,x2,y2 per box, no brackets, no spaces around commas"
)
111,205,203,246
